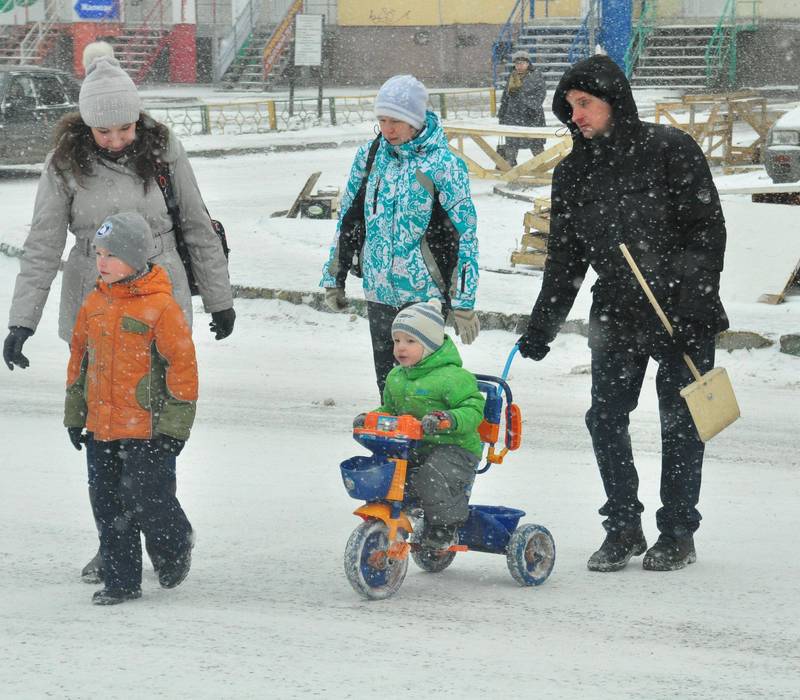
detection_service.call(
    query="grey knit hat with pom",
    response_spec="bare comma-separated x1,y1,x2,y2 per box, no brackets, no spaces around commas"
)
79,55,141,128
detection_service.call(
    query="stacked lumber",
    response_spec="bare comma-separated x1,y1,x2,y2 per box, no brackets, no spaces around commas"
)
510,198,550,269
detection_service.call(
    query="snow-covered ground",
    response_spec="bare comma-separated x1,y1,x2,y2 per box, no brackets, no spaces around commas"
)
1,92,799,698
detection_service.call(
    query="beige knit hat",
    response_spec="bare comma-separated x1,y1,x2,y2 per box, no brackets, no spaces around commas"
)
79,56,141,128
392,298,445,358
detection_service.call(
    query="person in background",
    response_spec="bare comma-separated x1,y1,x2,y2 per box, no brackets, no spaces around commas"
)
497,49,547,166
3,43,235,583
320,74,480,397
517,55,728,573
66,212,196,605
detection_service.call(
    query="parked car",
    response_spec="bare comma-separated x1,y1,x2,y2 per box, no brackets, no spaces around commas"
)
764,104,800,184
0,65,80,165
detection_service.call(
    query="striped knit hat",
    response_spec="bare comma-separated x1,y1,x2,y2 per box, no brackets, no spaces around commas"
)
392,299,445,358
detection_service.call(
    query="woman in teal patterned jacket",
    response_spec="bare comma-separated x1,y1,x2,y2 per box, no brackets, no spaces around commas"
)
320,75,479,395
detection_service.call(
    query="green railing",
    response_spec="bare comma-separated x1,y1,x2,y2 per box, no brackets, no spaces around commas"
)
623,0,657,79
148,89,499,138
705,0,760,89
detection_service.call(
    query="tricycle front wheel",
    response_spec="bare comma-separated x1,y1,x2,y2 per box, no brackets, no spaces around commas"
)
506,523,555,586
344,518,408,600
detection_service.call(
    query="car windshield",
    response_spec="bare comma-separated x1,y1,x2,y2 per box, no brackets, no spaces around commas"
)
0,73,7,96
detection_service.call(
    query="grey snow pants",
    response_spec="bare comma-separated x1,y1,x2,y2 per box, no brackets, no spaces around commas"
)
406,444,480,528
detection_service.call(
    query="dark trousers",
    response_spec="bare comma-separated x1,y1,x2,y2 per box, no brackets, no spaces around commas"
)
86,437,192,592
406,445,479,528
367,301,404,397
585,340,715,539
503,137,545,166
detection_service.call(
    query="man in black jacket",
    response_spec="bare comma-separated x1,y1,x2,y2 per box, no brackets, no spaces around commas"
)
517,55,728,572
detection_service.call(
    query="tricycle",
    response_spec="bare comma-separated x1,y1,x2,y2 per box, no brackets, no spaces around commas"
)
339,354,555,600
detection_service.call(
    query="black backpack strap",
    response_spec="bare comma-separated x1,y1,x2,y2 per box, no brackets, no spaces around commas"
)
329,135,382,285
415,170,459,314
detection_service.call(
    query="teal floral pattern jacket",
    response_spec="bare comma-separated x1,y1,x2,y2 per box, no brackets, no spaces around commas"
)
320,111,479,309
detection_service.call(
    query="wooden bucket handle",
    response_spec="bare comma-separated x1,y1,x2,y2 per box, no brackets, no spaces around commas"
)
619,244,702,383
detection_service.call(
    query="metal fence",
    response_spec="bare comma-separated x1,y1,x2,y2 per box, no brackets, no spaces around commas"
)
147,88,499,137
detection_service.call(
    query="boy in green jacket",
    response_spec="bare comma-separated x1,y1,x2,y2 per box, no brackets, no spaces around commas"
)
355,299,486,549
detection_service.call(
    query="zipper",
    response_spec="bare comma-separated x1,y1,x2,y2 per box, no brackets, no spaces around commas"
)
372,177,381,215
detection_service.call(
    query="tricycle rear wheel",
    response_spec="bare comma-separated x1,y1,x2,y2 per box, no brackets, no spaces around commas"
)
506,523,555,586
344,518,408,600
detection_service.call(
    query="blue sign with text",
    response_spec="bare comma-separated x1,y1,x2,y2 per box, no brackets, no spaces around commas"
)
73,0,118,20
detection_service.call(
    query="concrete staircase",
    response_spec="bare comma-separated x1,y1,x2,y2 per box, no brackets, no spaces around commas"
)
114,28,171,83
221,26,276,89
0,26,34,64
629,25,716,90
506,23,581,88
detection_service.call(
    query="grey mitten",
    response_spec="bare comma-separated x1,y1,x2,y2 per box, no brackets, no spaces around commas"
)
448,309,480,345
324,287,348,313
421,411,454,434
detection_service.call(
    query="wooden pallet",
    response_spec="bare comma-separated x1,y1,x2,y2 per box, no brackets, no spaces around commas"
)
654,92,781,165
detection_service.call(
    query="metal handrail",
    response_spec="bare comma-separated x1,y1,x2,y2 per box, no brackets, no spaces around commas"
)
491,0,529,87
704,0,760,88
262,0,304,80
568,0,601,64
623,0,657,78
18,0,60,65
214,0,261,82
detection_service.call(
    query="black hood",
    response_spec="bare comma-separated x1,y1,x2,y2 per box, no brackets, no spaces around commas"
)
552,55,640,139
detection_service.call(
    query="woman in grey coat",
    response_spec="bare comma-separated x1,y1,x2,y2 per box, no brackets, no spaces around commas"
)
2,51,236,583
3,53,235,369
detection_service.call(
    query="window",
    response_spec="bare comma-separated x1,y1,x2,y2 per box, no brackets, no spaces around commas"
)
32,74,68,107
5,75,35,105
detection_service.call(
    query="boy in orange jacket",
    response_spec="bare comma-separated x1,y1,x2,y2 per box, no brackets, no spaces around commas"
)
65,212,197,605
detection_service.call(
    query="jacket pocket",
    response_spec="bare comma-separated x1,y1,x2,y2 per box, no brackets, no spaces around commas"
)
121,316,150,334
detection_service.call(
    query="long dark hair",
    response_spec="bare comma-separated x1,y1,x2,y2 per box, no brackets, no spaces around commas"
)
51,111,170,189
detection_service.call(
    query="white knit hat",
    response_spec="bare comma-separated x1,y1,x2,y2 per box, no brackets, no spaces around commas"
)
392,299,445,358
79,56,141,128
374,75,428,130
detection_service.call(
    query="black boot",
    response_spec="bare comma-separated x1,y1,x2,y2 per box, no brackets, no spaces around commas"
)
158,541,194,589
81,549,104,584
92,587,142,606
643,534,696,571
587,524,647,572
420,522,457,551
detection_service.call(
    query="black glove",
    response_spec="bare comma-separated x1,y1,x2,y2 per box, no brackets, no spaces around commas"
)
517,328,550,361
210,308,236,340
3,326,34,370
158,435,185,456
672,316,715,356
421,411,454,435
353,413,367,429
67,427,87,451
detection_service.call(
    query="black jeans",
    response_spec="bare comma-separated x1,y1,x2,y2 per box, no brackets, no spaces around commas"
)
585,339,715,539
366,301,406,397
86,437,192,592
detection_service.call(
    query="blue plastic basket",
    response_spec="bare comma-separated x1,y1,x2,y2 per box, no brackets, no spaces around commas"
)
340,456,396,501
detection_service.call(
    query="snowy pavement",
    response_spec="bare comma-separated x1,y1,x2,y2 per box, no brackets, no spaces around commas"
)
1,110,799,698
